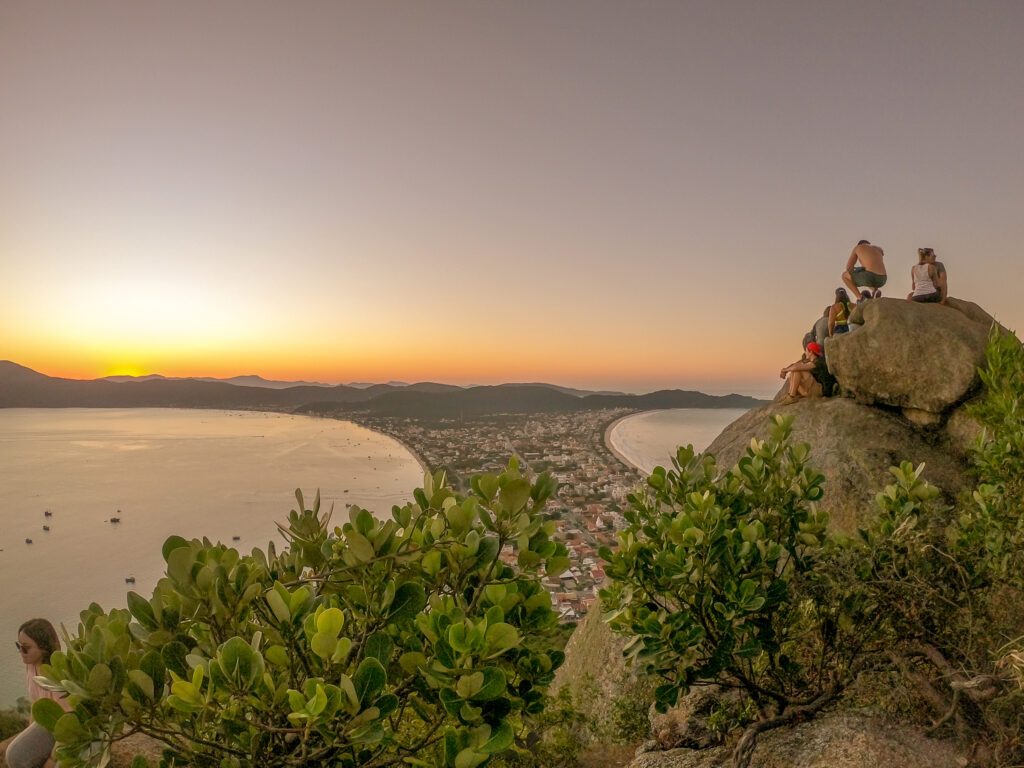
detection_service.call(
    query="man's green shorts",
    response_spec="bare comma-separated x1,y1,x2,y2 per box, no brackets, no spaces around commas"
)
852,266,887,289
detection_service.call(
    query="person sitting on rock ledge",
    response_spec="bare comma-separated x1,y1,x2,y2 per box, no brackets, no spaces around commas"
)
842,239,887,300
778,342,836,404
828,288,852,336
925,247,948,303
907,246,942,304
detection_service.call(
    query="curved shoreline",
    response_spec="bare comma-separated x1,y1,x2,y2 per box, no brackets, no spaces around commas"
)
376,429,430,476
603,410,667,474
303,412,431,476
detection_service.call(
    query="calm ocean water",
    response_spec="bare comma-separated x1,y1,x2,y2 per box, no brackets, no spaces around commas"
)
608,408,748,475
0,408,424,706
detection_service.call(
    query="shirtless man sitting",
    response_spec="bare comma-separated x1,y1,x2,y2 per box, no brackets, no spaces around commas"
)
842,239,887,300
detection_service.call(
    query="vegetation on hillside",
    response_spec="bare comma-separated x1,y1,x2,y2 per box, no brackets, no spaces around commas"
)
34,462,570,768
600,329,1024,767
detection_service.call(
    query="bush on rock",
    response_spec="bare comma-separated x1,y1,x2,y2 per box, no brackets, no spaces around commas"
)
601,329,1024,768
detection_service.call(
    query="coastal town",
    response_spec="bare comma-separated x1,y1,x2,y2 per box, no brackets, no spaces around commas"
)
345,409,647,623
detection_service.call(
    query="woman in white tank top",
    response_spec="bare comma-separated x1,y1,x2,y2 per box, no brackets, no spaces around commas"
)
909,249,941,303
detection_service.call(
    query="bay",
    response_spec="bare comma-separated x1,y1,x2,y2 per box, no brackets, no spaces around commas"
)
0,408,423,706
607,408,748,476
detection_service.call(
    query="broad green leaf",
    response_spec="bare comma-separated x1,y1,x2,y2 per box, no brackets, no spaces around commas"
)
31,698,64,731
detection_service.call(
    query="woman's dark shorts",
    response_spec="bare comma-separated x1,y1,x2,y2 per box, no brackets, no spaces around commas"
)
912,291,942,303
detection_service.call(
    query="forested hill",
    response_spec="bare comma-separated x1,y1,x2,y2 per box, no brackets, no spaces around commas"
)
0,361,765,414
297,386,764,419
0,361,456,408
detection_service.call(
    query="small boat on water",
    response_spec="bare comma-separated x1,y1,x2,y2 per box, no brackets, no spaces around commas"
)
109,517,121,524
43,510,52,518
232,535,241,541
125,576,135,584
25,538,33,544
43,525,50,532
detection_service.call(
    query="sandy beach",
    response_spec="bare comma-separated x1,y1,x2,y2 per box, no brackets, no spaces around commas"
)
603,410,653,474
603,408,749,476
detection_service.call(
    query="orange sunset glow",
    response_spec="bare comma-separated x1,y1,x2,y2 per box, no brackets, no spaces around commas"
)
2,2,1022,396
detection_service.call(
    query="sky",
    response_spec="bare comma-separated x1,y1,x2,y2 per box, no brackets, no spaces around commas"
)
1,1,1022,398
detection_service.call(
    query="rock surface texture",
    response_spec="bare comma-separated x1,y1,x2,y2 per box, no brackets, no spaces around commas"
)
825,298,992,413
629,713,964,768
703,396,969,531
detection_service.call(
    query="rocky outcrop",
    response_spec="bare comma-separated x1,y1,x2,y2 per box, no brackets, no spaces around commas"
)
566,297,1017,768
629,713,964,768
551,598,635,731
826,298,992,414
647,687,741,751
704,396,969,532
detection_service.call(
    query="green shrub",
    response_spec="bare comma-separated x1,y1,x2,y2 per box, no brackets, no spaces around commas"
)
491,687,592,768
602,329,1024,767
36,462,570,768
608,676,654,743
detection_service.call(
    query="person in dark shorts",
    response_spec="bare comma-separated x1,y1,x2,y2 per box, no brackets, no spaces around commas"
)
842,239,887,299
778,342,836,403
907,247,942,303
927,248,948,303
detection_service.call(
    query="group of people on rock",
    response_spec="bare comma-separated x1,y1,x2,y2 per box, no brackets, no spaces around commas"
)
779,239,951,404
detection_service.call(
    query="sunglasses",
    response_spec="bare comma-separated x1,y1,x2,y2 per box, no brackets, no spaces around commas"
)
15,641,30,653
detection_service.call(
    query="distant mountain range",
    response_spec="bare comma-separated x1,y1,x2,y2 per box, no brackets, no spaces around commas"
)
100,373,336,389
0,361,766,414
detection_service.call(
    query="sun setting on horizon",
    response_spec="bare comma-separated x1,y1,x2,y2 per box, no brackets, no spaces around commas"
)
2,2,1022,395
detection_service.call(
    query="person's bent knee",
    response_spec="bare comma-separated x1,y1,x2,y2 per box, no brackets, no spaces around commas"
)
6,743,33,768
6,723,55,768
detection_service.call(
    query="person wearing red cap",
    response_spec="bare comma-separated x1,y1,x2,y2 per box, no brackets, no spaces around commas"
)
778,342,835,403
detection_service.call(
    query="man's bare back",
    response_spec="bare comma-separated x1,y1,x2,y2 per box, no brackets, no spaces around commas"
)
848,242,885,275
842,239,887,297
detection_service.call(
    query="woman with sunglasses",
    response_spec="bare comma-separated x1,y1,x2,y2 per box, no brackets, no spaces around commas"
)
6,619,70,768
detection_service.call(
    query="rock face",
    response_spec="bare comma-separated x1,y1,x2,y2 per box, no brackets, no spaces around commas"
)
648,687,739,751
704,397,969,532
629,713,964,768
551,597,634,730
825,298,992,413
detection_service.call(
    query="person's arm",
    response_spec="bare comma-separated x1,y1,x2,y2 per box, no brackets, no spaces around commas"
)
937,267,948,302
845,249,859,273
828,303,838,335
910,266,916,292
781,360,814,376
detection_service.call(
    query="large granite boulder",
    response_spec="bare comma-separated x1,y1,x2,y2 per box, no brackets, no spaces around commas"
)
826,298,991,414
704,398,969,532
628,713,963,768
